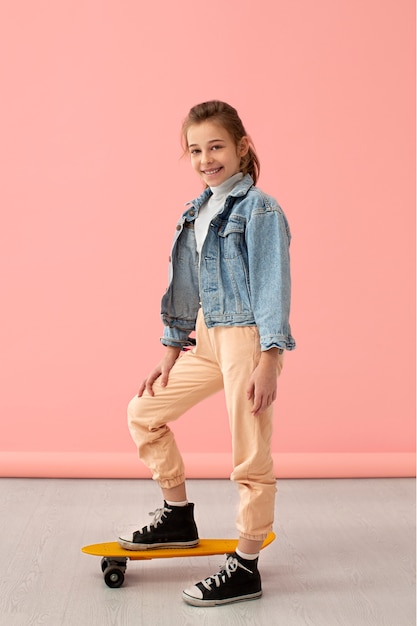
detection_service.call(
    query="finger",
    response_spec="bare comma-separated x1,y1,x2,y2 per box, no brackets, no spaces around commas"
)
251,392,263,416
252,389,272,416
246,381,254,400
253,391,276,415
137,380,146,397
160,370,170,388
145,374,159,397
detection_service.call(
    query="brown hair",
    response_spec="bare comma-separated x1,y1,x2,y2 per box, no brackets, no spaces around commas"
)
181,100,260,185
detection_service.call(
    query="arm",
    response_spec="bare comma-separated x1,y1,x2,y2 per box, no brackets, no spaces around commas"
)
245,203,293,414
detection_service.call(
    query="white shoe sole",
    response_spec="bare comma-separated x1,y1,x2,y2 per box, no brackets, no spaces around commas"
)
117,538,200,551
182,589,262,607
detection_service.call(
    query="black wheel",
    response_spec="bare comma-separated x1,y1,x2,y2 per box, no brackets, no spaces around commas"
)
104,566,125,588
101,558,109,573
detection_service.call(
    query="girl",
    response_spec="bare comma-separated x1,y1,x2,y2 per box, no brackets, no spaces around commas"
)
119,101,296,607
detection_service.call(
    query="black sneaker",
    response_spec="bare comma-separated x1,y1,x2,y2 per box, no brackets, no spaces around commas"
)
118,501,199,550
182,553,262,606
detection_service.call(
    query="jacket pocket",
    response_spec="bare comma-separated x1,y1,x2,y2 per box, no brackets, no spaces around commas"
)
218,217,245,259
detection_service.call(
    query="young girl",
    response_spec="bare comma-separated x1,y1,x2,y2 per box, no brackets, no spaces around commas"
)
119,101,295,607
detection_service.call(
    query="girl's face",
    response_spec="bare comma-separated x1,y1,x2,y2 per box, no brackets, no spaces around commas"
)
186,120,249,187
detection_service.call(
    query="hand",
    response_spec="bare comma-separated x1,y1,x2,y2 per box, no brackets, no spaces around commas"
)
138,346,181,397
246,348,283,416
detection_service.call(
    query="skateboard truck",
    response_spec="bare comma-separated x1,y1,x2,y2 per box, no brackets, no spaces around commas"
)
100,557,128,588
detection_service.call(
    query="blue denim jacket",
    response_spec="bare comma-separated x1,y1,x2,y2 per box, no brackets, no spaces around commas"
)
160,174,296,352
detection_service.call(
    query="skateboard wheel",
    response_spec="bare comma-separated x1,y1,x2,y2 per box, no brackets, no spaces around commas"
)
101,558,109,573
104,566,125,588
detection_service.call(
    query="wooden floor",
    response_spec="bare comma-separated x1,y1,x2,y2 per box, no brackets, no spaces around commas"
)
0,477,415,625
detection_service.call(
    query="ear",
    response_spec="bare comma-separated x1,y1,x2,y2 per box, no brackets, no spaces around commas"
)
239,136,250,157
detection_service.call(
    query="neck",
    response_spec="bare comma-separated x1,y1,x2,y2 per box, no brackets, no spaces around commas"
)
210,172,243,197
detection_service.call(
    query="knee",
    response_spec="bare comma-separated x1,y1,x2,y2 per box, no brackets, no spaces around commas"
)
127,395,143,428
127,394,160,432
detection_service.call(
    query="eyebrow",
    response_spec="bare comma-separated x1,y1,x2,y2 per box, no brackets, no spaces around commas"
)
188,139,226,148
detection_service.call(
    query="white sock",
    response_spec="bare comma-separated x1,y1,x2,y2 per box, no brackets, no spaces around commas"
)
165,499,188,507
236,548,259,561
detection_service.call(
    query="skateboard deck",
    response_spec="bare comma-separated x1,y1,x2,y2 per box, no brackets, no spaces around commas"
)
82,532,275,588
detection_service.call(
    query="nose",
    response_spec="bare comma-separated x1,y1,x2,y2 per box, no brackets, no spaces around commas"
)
201,149,214,165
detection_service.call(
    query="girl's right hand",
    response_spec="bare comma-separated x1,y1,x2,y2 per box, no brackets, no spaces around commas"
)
138,346,181,397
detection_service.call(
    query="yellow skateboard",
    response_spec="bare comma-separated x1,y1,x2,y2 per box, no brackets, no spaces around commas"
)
82,532,276,588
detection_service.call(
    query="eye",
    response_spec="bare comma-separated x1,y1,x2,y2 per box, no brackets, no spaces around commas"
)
211,144,223,151
189,148,201,155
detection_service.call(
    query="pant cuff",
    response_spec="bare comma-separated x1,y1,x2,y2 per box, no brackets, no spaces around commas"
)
156,474,186,490
239,532,269,542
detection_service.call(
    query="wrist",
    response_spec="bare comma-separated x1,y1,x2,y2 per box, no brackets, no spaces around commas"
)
166,345,181,356
260,347,283,361
163,345,181,362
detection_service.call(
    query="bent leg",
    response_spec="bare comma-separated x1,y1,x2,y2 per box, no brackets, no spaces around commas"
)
128,313,223,488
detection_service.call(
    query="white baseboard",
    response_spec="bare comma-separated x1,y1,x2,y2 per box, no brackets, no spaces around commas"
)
0,451,414,478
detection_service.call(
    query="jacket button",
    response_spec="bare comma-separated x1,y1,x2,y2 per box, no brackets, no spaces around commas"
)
168,256,171,262
189,210,195,217
176,225,181,231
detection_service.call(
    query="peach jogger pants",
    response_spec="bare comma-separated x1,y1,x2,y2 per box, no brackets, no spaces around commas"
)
127,309,283,541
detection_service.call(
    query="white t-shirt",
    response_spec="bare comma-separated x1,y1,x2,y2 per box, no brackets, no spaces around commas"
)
194,172,244,256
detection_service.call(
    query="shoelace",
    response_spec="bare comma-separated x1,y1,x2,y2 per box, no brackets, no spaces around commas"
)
138,505,172,534
200,555,253,591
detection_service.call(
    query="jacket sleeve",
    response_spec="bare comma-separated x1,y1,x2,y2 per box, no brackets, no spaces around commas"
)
160,218,200,349
160,324,195,349
246,204,296,351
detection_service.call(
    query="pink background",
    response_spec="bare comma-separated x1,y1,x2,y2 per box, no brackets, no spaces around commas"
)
0,0,415,478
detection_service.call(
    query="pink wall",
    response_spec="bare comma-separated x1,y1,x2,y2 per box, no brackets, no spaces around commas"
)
0,0,415,478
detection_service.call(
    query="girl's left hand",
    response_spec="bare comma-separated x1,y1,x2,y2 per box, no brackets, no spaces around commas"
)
246,348,283,416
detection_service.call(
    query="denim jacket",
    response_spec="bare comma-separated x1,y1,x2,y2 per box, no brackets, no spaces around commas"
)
160,174,296,352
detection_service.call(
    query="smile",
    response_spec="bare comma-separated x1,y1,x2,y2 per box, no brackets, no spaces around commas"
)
202,167,223,175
